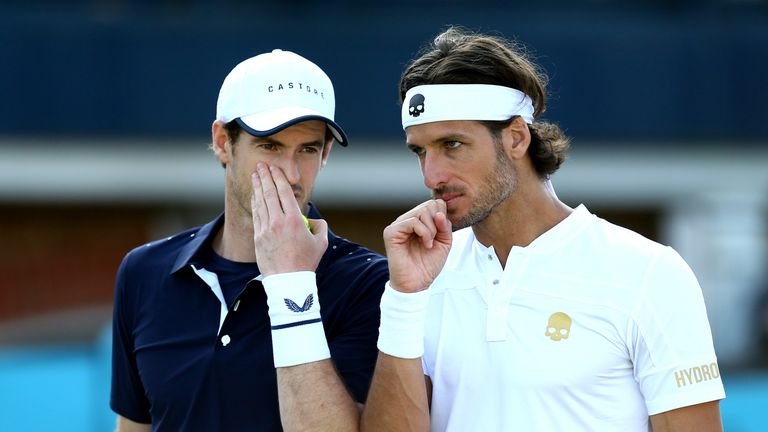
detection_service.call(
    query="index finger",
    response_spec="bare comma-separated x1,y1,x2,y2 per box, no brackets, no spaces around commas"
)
394,199,446,223
269,165,302,216
251,172,268,230
256,162,283,219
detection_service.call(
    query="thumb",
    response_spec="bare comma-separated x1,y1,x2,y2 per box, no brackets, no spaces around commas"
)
434,212,452,244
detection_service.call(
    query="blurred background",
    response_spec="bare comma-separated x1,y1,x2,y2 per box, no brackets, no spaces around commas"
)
1,0,767,430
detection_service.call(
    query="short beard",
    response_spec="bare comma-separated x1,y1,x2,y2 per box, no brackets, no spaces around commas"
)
450,139,516,230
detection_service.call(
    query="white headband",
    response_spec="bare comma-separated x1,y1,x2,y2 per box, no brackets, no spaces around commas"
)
401,84,535,129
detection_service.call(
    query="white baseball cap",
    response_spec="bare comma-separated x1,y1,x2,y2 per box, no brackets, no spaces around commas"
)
216,49,348,146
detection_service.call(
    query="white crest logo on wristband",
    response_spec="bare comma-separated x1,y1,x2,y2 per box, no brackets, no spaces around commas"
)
401,84,535,129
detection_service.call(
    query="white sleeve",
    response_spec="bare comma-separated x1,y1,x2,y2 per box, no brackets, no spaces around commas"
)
630,246,725,415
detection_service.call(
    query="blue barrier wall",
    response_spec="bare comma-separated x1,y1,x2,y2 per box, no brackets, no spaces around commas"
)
0,327,114,432
0,329,766,431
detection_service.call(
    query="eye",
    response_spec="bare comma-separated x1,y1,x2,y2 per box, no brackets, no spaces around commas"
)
445,140,462,149
259,143,277,151
300,146,320,154
407,145,425,156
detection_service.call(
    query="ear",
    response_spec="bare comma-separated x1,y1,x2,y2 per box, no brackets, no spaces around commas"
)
502,116,531,161
211,120,232,166
320,138,334,168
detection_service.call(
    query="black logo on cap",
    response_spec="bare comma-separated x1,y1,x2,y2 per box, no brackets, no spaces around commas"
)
408,94,425,117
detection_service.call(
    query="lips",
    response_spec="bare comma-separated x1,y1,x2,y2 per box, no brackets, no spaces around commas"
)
439,193,462,206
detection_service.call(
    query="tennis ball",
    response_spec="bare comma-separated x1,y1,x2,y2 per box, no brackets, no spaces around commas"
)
302,215,312,231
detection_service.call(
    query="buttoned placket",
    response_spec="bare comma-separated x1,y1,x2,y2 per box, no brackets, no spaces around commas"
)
190,266,263,348
480,246,529,342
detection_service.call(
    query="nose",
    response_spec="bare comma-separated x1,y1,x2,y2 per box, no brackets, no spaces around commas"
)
422,150,449,190
273,155,301,186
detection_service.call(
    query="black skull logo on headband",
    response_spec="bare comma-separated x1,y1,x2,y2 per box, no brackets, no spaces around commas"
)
408,94,425,117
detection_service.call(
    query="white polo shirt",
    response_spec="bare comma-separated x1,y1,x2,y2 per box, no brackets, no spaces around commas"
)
423,205,725,431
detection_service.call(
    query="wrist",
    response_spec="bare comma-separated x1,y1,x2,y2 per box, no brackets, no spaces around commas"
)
377,281,431,359
263,271,330,367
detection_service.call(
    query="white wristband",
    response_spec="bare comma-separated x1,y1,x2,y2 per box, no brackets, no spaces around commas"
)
263,271,330,367
377,281,431,359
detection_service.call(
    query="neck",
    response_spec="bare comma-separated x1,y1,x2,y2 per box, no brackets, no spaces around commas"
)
471,178,571,268
212,200,258,263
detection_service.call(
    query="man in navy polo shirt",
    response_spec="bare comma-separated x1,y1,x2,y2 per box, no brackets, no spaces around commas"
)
111,49,388,431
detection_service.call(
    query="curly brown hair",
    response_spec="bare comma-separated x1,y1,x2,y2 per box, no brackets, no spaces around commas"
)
399,27,570,177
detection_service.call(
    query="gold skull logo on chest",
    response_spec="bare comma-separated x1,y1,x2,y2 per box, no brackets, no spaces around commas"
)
545,312,572,341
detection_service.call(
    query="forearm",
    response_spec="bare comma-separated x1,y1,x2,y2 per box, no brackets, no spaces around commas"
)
265,272,355,430
277,359,360,432
650,400,722,432
360,274,434,431
361,353,429,432
115,415,151,432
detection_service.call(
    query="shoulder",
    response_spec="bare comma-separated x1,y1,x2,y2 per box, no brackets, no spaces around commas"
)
124,227,199,260
113,226,204,330
119,227,199,274
575,212,699,300
319,235,388,281
316,235,388,299
582,213,671,270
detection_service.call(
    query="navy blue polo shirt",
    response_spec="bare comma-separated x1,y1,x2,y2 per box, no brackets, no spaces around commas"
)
110,205,388,431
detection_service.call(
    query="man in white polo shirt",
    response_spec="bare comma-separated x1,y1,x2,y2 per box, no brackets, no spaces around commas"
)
360,27,725,431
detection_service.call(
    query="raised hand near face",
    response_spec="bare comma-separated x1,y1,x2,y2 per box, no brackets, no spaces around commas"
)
383,199,452,293
250,162,328,276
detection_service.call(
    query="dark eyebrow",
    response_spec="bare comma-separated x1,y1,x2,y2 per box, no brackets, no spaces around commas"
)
249,136,324,148
406,132,473,148
433,132,472,143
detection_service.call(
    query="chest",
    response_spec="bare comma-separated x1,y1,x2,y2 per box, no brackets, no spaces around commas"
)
132,275,275,413
424,274,634,393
